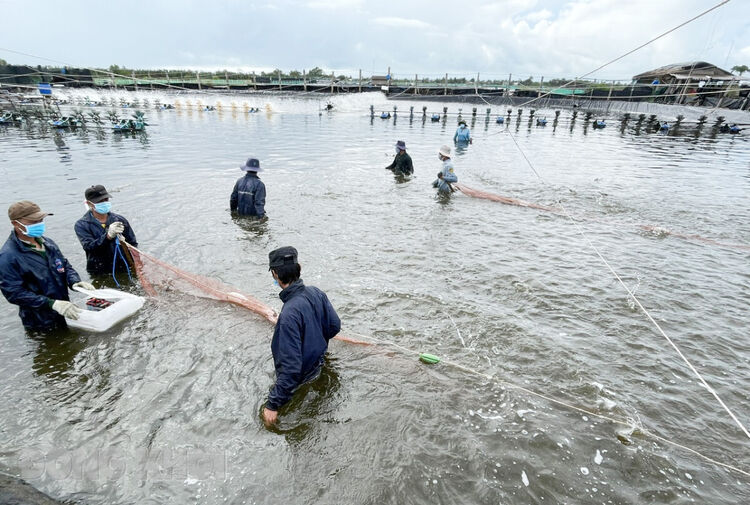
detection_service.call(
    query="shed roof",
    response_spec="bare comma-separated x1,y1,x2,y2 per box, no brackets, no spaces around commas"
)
633,61,737,81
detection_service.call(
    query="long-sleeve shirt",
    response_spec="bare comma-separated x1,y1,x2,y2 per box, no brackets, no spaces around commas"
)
454,125,471,143
432,159,458,193
266,279,341,411
230,173,266,217
74,211,138,274
385,151,414,175
0,232,81,331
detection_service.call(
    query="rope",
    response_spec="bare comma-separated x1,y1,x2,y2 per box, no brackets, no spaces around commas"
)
345,330,750,478
111,235,133,287
513,0,732,110
492,105,750,440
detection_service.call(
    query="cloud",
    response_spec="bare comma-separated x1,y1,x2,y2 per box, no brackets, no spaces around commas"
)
305,0,363,9
373,17,432,30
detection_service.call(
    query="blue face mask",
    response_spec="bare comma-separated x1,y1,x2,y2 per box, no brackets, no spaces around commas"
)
93,201,112,214
273,279,280,287
16,221,45,238
395,147,401,154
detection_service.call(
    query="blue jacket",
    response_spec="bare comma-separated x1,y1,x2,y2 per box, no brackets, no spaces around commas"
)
266,279,340,410
74,211,138,274
432,159,458,193
230,173,266,217
0,232,81,331
454,125,471,142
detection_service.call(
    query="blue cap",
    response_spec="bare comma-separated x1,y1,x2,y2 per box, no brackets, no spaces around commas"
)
240,158,262,172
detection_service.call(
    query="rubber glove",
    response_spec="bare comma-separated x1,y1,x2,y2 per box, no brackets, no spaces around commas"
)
107,221,125,239
52,300,82,320
73,281,95,291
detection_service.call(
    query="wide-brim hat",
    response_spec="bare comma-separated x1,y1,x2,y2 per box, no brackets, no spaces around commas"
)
241,157,263,172
396,140,406,150
8,200,53,221
438,145,452,158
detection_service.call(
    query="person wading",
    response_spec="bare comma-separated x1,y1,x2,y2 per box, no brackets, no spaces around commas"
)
432,145,458,194
230,157,266,218
74,185,138,276
262,246,341,427
0,201,93,332
385,140,414,176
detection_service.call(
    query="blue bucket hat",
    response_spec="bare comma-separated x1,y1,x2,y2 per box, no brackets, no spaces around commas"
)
396,140,406,150
240,157,262,172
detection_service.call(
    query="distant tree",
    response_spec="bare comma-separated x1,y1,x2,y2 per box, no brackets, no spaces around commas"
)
288,70,302,79
307,66,325,78
732,64,748,76
337,74,348,80
0,58,7,66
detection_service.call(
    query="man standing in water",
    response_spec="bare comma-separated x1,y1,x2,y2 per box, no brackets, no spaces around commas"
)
0,201,93,332
75,185,138,275
262,246,341,427
230,157,266,218
385,140,413,176
433,145,458,193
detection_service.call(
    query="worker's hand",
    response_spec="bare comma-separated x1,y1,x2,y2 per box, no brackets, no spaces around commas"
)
52,300,82,320
262,407,278,427
72,281,95,291
107,221,125,239
469,138,473,144
437,173,444,179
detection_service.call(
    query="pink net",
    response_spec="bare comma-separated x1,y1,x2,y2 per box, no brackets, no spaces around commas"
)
124,243,370,344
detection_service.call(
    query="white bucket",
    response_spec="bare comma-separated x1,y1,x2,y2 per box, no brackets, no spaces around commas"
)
66,287,145,333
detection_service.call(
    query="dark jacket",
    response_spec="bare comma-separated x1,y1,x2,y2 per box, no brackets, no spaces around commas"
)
266,279,341,410
385,151,414,175
230,173,266,217
74,211,138,274
0,232,81,331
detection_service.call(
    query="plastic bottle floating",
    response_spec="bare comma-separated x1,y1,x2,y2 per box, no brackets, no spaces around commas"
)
593,119,606,129
380,111,391,119
536,118,547,126
496,116,505,124
431,114,441,122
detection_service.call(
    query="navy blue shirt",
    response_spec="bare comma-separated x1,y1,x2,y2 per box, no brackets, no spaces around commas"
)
0,232,81,331
230,173,266,217
266,279,341,410
74,211,137,274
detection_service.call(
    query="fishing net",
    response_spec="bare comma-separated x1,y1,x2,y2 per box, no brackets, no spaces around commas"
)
122,242,369,344
124,242,278,323
455,183,559,213
455,184,750,251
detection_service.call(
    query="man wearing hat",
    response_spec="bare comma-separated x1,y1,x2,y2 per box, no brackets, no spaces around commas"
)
262,246,341,426
433,145,458,193
384,140,413,176
230,157,266,218
74,185,138,275
453,119,472,144
0,201,94,332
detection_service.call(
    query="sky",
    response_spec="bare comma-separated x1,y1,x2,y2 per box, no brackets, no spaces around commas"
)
1,0,748,81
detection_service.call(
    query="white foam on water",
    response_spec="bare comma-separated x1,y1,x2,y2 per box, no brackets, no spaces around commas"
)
521,470,529,487
594,450,603,465
580,467,590,475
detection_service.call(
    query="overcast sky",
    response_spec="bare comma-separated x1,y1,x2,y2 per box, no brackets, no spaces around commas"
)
1,0,748,80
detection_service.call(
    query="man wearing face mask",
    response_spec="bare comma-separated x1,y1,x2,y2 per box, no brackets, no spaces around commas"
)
74,185,138,275
0,201,93,332
384,140,413,176
261,246,341,427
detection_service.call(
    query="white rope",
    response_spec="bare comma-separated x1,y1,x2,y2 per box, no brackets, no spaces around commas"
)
513,0,732,110
345,330,750,478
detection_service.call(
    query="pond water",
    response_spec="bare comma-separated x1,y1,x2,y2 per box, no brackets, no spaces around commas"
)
0,90,749,504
